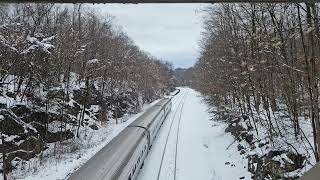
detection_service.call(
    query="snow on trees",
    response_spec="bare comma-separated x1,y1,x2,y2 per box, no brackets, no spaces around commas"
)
193,3,320,179
0,3,175,178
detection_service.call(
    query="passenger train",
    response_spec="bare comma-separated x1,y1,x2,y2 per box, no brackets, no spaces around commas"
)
68,98,172,180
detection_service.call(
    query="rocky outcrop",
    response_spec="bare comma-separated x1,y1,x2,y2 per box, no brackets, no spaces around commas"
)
0,107,73,173
248,150,305,180
223,114,306,179
0,109,26,135
0,86,149,175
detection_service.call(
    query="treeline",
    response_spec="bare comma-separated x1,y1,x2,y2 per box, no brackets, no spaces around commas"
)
174,67,194,86
194,3,320,163
0,3,174,108
0,3,175,177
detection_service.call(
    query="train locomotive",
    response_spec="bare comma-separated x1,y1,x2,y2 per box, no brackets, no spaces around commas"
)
68,98,172,180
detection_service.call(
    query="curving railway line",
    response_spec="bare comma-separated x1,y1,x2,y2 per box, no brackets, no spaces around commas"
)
68,92,176,180
156,91,188,180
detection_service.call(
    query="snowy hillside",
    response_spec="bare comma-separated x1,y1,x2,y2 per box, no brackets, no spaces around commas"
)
0,3,175,179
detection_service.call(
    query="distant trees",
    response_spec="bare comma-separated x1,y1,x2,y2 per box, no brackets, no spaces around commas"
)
194,3,320,162
174,67,194,87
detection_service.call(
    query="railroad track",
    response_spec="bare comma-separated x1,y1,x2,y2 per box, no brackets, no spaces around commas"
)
156,90,188,180
174,91,187,180
171,89,183,107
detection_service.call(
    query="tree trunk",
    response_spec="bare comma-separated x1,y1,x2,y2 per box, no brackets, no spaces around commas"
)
1,132,7,180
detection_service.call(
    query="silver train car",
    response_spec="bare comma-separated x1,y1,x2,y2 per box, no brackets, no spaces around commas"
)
68,98,172,180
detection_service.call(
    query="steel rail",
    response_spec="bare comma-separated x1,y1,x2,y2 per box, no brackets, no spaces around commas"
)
156,90,188,180
173,91,188,180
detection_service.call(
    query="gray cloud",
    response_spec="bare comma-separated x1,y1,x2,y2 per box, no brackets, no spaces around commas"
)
89,3,204,68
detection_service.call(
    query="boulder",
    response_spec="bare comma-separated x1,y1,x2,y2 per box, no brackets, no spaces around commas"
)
240,149,246,155
11,105,31,117
5,150,36,172
30,122,74,143
89,124,99,130
243,133,254,144
0,140,19,154
47,89,69,101
18,136,44,154
65,104,81,117
73,87,102,106
0,110,24,135
285,151,305,171
237,144,245,151
225,123,246,137
0,103,6,108
266,150,286,159
5,91,15,98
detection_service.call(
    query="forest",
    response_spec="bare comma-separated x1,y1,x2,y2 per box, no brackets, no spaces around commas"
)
194,3,320,179
0,3,175,179
2,2,320,180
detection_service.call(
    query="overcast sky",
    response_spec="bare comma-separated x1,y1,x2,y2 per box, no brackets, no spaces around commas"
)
90,3,204,69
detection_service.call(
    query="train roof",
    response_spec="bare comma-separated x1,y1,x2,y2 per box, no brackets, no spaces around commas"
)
154,98,171,106
129,98,171,128
299,162,320,180
68,127,145,180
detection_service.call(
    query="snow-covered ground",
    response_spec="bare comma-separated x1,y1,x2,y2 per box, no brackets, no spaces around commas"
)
6,87,251,180
138,88,251,180
7,99,162,180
